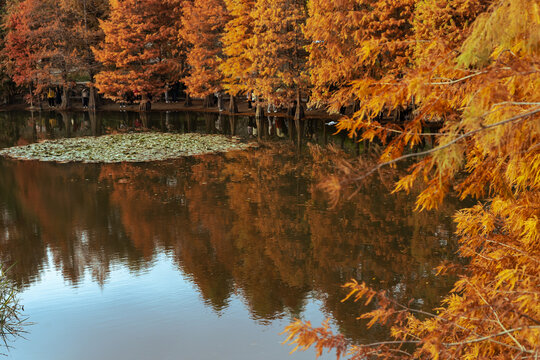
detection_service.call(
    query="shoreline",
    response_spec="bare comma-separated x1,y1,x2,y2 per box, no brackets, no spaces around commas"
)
0,98,337,120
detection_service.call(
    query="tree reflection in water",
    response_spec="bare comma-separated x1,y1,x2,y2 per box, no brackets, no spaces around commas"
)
0,143,463,344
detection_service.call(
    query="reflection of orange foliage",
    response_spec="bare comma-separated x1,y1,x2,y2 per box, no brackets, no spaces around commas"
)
1,145,460,341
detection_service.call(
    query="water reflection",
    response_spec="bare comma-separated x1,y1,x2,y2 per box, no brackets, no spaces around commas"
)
0,110,357,151
0,142,462,345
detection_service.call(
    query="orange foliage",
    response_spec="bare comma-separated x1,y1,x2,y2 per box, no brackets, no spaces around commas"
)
304,0,415,112
285,0,540,358
3,0,102,98
93,0,183,101
247,0,308,107
220,0,255,97
180,0,229,98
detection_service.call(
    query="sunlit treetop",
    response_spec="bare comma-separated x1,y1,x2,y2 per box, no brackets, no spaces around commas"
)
93,0,183,100
180,0,229,98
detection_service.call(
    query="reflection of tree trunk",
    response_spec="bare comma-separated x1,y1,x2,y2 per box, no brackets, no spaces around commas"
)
38,111,43,133
294,88,304,121
216,113,223,133
44,113,52,135
59,85,71,110
229,115,236,136
140,112,148,128
228,94,238,114
89,110,100,136
295,118,302,148
60,112,71,137
159,112,165,131
30,111,37,142
204,112,214,133
256,116,264,140
183,112,189,132
204,95,214,108
288,118,294,142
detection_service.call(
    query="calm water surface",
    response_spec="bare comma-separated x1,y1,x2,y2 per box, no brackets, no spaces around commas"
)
0,111,462,360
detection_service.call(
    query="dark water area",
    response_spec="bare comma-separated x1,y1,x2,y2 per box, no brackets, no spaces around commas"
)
0,110,356,152
0,111,462,359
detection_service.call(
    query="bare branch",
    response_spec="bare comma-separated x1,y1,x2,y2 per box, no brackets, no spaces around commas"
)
444,326,540,349
429,71,487,85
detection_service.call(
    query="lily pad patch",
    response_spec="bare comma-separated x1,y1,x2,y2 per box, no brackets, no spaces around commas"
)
0,133,252,163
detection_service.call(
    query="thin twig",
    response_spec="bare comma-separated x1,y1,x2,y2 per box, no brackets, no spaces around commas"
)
444,326,540,348
465,279,526,352
429,71,487,85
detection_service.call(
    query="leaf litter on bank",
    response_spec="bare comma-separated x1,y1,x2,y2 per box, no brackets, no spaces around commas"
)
0,133,253,163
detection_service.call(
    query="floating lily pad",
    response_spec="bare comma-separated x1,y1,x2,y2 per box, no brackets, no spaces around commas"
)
0,133,252,163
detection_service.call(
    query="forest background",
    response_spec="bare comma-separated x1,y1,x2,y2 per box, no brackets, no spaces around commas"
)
0,0,539,358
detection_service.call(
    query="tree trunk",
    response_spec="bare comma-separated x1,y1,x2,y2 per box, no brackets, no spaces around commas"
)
59,85,71,110
217,92,224,111
255,101,263,119
30,111,37,142
88,86,97,111
28,84,34,108
294,88,304,121
323,120,327,145
255,97,264,141
184,93,192,107
229,94,238,114
256,116,264,140
139,94,151,111
295,88,304,147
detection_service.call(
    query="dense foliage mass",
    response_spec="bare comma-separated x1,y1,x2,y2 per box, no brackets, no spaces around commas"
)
1,0,538,358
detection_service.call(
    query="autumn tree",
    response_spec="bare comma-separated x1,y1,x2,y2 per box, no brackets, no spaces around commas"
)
303,0,415,113
220,0,255,113
61,0,109,109
93,0,184,110
180,0,228,108
0,1,17,104
3,0,36,105
284,0,540,358
248,0,308,119
3,0,86,109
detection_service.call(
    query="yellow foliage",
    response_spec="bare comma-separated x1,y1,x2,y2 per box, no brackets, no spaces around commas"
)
284,0,540,358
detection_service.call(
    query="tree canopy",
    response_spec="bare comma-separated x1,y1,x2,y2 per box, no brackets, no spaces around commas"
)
0,0,538,357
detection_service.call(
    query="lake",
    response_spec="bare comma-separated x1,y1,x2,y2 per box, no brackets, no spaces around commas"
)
0,110,462,360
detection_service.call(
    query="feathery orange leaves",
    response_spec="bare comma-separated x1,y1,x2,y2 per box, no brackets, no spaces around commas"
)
181,0,229,98
93,0,183,101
